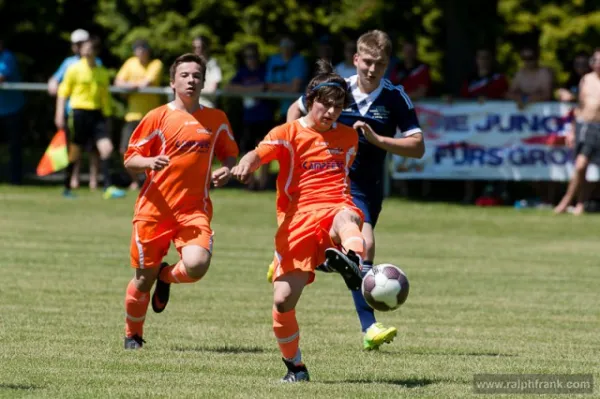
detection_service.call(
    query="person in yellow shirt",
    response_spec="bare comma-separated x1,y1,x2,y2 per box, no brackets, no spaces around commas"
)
115,40,163,190
54,38,125,199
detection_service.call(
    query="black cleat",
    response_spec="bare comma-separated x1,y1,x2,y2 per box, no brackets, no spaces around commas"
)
281,359,310,383
124,334,145,349
315,262,335,273
324,248,362,291
151,262,171,313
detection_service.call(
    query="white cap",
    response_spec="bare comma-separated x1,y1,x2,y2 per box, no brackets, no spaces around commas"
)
70,29,90,44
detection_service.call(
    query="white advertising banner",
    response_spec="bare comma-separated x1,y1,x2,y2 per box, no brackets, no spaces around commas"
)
391,101,599,181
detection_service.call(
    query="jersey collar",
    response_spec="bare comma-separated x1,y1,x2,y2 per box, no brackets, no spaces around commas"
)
348,75,384,116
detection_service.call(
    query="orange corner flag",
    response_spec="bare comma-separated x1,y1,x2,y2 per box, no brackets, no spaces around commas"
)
36,130,69,176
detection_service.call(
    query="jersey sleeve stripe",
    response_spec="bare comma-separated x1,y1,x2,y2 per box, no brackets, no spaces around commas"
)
400,127,422,137
216,123,235,141
260,139,294,201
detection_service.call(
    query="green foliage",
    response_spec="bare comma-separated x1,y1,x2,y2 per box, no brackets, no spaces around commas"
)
1,0,599,92
498,0,600,85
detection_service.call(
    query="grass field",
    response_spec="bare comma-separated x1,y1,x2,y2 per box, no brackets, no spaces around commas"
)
1,185,599,398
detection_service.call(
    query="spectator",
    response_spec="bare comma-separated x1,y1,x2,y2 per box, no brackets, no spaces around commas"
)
265,36,308,122
114,39,163,190
459,48,510,203
460,48,509,101
48,29,102,190
388,39,431,99
192,35,222,108
0,38,25,184
225,43,274,190
506,45,554,108
554,49,600,215
556,51,590,102
55,38,125,199
335,40,357,79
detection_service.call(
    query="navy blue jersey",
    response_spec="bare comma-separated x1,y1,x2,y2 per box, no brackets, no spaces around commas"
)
298,75,421,189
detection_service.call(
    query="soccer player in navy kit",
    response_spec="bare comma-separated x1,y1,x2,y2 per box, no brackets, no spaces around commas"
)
270,30,424,350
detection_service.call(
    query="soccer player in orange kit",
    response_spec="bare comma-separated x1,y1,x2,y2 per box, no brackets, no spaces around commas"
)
232,60,366,382
122,53,239,349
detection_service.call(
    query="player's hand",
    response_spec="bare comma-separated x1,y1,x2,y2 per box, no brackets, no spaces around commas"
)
148,155,170,171
231,164,252,184
353,121,381,145
212,166,231,187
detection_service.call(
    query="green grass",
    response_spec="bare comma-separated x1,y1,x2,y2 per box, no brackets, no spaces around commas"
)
0,185,599,398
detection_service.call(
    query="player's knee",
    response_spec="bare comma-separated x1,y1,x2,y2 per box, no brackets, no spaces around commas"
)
133,271,158,292
575,155,589,173
183,251,211,279
97,138,113,159
273,292,293,313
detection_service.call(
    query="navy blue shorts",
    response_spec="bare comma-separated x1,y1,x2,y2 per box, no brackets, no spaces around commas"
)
351,185,383,227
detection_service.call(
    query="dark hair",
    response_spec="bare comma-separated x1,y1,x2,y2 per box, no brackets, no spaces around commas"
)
133,39,150,51
169,53,206,81
305,59,351,110
193,35,211,48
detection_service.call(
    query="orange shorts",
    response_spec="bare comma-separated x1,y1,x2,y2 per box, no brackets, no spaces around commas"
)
130,214,213,269
272,204,363,284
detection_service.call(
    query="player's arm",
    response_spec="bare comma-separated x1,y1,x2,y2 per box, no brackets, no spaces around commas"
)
125,154,169,174
232,126,285,183
114,60,137,90
355,121,424,158
55,67,74,129
212,117,240,187
123,112,168,173
231,151,261,184
286,96,306,122
48,59,69,95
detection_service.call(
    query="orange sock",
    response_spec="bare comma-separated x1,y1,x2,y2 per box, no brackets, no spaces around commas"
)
272,308,302,364
159,260,200,284
339,224,365,257
124,280,150,338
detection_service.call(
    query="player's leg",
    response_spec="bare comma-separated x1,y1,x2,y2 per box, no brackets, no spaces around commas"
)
347,192,397,349
94,113,125,199
357,222,397,350
325,208,365,291
124,222,171,349
152,220,213,313
63,110,84,197
555,123,589,213
572,153,591,215
555,153,589,214
273,269,311,382
124,267,159,349
88,149,99,190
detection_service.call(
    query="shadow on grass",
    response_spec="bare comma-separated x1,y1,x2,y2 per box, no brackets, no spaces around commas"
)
172,344,265,354
0,383,40,391
319,377,436,388
378,348,517,357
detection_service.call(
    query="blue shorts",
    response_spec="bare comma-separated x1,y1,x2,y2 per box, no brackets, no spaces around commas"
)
351,185,383,227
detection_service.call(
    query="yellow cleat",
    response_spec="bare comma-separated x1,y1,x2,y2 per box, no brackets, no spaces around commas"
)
267,261,275,283
363,322,397,350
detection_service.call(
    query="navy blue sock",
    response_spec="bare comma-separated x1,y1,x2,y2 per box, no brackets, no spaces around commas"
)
351,261,376,332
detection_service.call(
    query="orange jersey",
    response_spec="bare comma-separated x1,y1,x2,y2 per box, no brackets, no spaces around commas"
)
124,103,239,222
256,118,358,216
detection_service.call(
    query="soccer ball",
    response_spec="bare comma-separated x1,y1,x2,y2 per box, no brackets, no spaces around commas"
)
361,264,409,312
